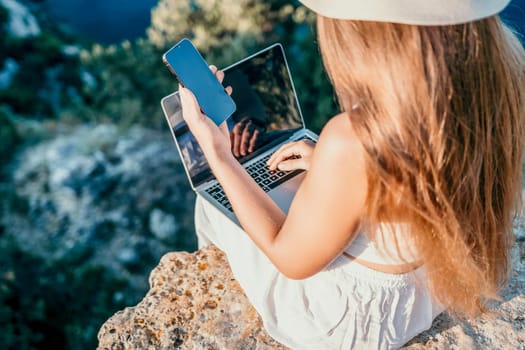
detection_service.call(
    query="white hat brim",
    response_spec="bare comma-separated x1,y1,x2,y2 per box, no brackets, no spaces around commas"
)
299,0,511,25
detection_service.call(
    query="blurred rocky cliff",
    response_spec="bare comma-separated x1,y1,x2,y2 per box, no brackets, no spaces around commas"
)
0,123,197,348
6,124,197,279
0,0,337,347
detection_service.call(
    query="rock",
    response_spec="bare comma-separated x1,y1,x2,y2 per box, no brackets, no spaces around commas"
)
149,208,178,243
62,44,81,57
117,248,140,267
97,246,287,350
3,123,197,297
0,0,41,38
98,231,525,349
80,69,98,90
404,296,525,349
0,58,19,90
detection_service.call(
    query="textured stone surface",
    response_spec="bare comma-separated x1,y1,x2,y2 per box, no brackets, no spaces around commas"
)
97,246,287,350
98,233,525,349
404,296,525,349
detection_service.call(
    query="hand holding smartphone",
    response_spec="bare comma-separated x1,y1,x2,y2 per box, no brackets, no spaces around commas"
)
163,38,236,125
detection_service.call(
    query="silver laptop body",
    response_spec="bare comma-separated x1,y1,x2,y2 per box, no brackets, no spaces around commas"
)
161,43,318,226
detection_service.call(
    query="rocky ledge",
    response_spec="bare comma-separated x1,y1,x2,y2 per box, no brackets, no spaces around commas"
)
97,246,286,349
98,226,525,349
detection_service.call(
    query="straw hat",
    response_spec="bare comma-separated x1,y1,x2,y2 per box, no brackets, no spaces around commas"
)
299,0,511,25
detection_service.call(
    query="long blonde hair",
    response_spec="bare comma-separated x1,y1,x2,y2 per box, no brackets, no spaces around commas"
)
317,16,525,316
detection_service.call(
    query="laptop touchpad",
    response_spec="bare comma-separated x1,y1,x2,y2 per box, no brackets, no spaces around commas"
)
268,172,306,214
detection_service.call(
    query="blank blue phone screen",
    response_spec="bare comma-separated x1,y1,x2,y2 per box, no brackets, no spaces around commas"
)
163,39,236,125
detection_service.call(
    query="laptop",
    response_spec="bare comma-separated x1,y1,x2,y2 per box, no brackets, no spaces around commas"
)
160,43,318,225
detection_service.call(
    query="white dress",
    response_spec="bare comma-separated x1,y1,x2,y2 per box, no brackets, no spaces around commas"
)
194,196,444,349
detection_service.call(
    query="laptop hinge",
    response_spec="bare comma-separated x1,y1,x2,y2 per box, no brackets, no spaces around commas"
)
196,178,218,192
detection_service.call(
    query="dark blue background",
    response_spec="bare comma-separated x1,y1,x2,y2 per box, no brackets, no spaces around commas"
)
42,0,525,44
43,0,158,44
502,0,525,42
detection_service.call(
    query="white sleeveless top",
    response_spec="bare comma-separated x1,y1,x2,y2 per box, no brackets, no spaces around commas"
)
344,223,421,265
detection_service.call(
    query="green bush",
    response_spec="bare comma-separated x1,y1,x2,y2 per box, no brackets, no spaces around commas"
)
76,0,337,132
0,13,82,118
0,237,132,350
1,0,338,130
0,83,53,117
0,6,8,61
0,109,20,166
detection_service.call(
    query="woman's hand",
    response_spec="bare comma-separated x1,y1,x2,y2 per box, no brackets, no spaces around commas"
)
267,139,315,171
179,65,233,159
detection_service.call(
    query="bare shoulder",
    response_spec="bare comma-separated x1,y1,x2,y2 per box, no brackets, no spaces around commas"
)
304,111,367,192
316,112,364,161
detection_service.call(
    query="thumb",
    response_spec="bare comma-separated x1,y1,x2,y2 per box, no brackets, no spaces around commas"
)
180,87,207,126
180,86,200,111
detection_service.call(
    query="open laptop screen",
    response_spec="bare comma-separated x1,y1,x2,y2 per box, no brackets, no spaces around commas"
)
162,44,304,188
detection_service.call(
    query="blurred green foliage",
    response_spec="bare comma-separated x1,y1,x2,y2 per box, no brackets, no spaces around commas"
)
0,1,339,349
74,0,338,132
0,108,20,169
0,5,7,40
0,0,337,131
0,30,82,117
0,235,130,349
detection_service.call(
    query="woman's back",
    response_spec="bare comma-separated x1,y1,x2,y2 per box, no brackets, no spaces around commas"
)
316,15,525,316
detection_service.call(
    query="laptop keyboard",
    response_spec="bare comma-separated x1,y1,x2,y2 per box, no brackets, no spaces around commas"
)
205,136,314,212
246,153,303,192
205,183,234,211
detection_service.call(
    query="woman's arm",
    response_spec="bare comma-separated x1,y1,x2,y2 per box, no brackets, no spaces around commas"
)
180,86,368,279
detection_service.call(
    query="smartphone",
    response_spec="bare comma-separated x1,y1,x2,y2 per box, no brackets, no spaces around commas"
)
162,38,236,126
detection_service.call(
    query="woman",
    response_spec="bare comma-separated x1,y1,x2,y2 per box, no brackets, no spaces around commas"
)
179,1,525,348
